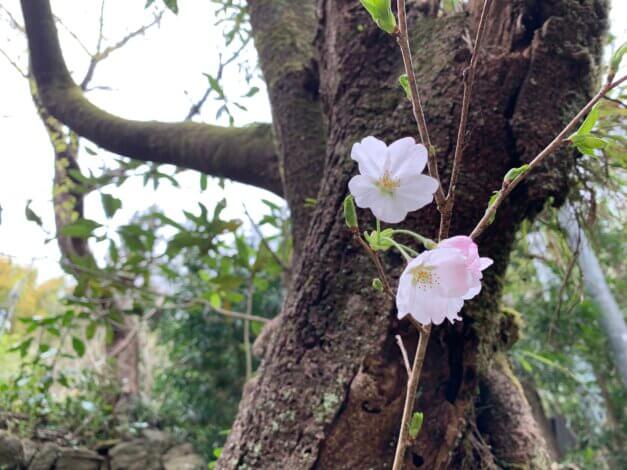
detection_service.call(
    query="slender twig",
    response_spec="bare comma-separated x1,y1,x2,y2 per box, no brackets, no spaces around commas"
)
244,276,254,380
0,47,27,77
79,9,163,90
354,232,395,299
395,335,411,376
395,0,445,207
470,75,627,240
392,324,431,470
243,204,289,271
440,0,492,239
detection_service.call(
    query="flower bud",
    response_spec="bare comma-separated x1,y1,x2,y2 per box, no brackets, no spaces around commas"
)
343,195,358,230
359,0,397,34
372,278,384,291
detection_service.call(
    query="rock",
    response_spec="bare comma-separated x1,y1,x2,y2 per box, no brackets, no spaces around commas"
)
162,444,205,470
109,439,161,470
55,448,103,470
142,429,173,450
28,443,60,470
21,439,38,467
0,431,24,469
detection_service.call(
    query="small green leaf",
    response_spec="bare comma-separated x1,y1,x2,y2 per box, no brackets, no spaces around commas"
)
359,0,397,34
101,193,122,218
408,411,424,439
72,337,86,357
486,191,500,225
372,278,384,291
200,174,208,191
61,219,101,238
399,74,411,100
503,164,529,183
609,42,627,78
86,322,97,340
343,195,358,230
25,200,43,226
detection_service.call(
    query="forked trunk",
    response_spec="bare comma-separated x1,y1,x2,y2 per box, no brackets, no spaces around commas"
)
219,0,607,468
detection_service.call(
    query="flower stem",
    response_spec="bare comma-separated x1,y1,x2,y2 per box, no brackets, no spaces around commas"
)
382,237,413,261
392,324,431,470
393,229,436,249
376,217,382,243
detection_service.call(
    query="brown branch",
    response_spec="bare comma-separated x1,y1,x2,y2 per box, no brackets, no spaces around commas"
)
354,232,395,300
395,0,445,208
20,0,282,196
470,75,627,240
440,0,492,239
392,324,432,470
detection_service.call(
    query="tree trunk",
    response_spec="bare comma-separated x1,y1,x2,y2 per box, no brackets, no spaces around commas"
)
219,1,607,468
558,203,627,386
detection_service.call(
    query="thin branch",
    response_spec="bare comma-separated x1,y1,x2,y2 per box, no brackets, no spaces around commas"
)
440,0,492,238
185,36,250,121
353,232,395,300
0,4,25,32
470,75,627,240
0,47,27,77
395,0,445,207
80,9,163,90
392,325,432,470
244,276,254,380
53,14,91,55
243,204,289,271
395,335,412,376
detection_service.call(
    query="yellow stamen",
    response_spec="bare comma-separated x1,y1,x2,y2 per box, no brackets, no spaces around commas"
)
376,170,400,194
410,266,438,290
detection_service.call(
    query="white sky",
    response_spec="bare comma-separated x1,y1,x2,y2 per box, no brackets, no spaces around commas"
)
0,0,625,282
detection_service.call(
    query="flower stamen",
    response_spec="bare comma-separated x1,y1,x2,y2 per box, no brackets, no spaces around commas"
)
410,265,438,289
376,170,400,195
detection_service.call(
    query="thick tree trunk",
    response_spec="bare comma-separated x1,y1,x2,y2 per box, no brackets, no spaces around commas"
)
219,1,607,468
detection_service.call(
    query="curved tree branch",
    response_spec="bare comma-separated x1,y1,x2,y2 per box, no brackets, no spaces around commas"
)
20,0,282,196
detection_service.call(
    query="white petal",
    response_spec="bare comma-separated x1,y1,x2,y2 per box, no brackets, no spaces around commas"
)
351,137,386,178
348,175,379,207
445,298,464,323
479,257,493,270
463,284,481,300
370,195,408,224
394,174,438,211
388,138,428,177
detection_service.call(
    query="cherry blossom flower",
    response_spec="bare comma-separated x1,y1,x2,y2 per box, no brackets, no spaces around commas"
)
396,237,493,325
348,136,438,223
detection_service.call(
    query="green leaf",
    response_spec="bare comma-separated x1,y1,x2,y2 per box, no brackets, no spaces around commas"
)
72,337,86,357
243,86,259,98
503,164,529,183
408,411,424,439
486,191,500,225
399,74,411,100
86,322,97,340
101,193,122,218
200,174,208,191
25,200,43,226
61,219,101,238
359,0,397,34
364,228,395,251
609,42,627,77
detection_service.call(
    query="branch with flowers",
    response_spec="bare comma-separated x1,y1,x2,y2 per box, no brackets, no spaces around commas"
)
351,1,626,468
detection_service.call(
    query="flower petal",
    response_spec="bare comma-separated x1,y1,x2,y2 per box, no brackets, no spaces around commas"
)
395,174,438,211
479,257,493,270
351,136,386,178
388,138,428,177
370,195,408,223
348,174,380,208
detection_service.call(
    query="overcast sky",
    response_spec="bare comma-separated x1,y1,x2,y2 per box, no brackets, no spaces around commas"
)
0,0,625,282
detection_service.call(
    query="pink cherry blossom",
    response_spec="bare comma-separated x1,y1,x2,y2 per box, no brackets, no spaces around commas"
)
396,237,493,325
348,136,439,223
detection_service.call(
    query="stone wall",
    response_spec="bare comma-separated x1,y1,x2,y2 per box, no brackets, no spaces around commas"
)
0,429,205,470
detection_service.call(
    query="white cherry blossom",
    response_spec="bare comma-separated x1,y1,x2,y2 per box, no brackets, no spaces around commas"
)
348,136,438,224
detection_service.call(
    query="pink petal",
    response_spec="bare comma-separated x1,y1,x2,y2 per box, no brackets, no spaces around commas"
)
479,257,493,270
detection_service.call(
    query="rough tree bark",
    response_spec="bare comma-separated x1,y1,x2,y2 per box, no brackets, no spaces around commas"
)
21,0,608,468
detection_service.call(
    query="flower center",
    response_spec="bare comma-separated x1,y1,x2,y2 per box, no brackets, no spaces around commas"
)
376,170,400,195
410,265,438,290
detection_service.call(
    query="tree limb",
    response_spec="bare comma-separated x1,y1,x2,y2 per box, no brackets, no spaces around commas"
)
20,0,282,196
